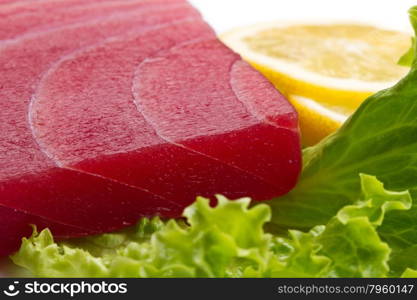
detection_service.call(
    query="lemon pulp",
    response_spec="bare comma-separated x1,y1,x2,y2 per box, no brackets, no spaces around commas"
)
222,23,411,145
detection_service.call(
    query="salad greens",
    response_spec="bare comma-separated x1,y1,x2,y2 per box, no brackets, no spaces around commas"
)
9,6,417,278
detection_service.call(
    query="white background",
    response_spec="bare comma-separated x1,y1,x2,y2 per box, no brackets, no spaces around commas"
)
190,0,417,34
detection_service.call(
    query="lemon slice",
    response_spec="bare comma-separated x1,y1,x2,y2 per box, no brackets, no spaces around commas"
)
221,22,411,145
288,95,349,146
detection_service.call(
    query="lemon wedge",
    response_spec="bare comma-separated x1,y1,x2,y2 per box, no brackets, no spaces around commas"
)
221,22,411,145
288,95,349,145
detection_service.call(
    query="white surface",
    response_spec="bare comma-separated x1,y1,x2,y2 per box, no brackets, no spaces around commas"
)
190,0,416,33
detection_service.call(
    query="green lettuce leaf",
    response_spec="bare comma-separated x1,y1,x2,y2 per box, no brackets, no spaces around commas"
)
11,175,412,278
271,174,411,278
389,245,417,276
317,174,411,277
401,268,417,278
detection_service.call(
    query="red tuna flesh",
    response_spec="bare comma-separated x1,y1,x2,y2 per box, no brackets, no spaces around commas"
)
0,206,97,256
0,0,187,40
31,21,281,212
0,0,97,15
0,3,301,255
133,39,301,194
0,0,21,6
0,0,183,16
0,5,199,253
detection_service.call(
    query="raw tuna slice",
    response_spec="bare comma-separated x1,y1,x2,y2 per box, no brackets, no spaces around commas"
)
31,20,281,212
0,0,168,15
0,0,90,15
0,5,199,253
0,0,21,5
0,0,186,40
133,39,301,194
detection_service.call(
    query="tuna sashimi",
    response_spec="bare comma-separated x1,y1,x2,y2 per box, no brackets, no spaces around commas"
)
0,5,199,253
0,0,93,15
30,20,281,211
0,0,21,6
0,0,168,16
0,1,302,256
0,0,186,40
133,39,301,194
